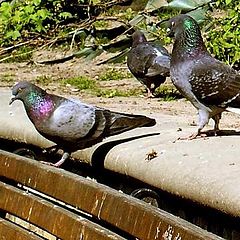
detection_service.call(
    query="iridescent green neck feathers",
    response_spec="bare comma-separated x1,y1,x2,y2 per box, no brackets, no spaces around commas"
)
25,90,54,120
173,17,206,59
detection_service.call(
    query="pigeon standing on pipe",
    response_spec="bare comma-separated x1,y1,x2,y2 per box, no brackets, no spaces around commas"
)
167,14,240,139
10,81,156,167
127,30,171,98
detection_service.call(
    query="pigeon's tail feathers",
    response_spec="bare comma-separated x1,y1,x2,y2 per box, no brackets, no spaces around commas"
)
105,111,156,137
226,107,240,115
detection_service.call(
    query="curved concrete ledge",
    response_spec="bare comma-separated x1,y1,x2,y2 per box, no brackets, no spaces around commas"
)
1,89,240,217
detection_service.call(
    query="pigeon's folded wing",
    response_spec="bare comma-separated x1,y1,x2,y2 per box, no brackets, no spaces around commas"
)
190,59,240,106
146,55,170,77
50,101,96,140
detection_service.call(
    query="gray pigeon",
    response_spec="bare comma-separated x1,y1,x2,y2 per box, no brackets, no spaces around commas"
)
10,81,156,167
168,14,240,139
127,30,170,98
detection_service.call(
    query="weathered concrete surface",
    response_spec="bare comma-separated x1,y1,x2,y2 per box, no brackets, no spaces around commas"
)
1,89,240,217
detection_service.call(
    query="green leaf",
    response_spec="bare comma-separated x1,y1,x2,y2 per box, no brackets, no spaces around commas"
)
12,10,22,24
36,9,51,20
145,0,168,12
103,37,131,53
186,7,208,23
59,12,73,20
97,49,129,65
91,0,101,5
32,0,41,6
225,0,232,5
0,2,12,13
6,30,21,40
129,15,145,26
145,0,211,11
74,47,96,58
74,47,104,60
86,48,104,60
0,2,12,18
168,0,211,10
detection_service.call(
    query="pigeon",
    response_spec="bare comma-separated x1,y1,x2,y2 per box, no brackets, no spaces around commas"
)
167,14,240,139
127,30,171,98
10,81,156,167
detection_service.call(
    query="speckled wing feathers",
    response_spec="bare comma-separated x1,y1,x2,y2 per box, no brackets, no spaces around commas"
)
189,57,240,107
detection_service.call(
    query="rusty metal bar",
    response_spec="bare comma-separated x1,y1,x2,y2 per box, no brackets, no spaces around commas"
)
0,217,43,240
0,182,125,240
0,150,223,240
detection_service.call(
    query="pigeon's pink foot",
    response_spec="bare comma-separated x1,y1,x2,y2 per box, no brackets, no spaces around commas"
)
40,152,70,167
145,89,155,98
176,131,207,141
40,161,60,167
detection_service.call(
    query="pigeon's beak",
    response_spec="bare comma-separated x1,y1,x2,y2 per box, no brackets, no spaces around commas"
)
9,96,16,105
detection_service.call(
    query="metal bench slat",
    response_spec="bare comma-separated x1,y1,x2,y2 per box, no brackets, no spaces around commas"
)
0,150,223,240
0,182,125,240
0,217,44,240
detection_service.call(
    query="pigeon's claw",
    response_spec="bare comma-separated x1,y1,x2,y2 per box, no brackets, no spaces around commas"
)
40,152,70,167
188,132,207,140
146,89,155,98
176,130,207,141
143,86,155,98
40,161,58,167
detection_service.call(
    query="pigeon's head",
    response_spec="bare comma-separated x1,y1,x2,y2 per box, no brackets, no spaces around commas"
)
10,81,41,105
167,14,200,39
132,30,147,47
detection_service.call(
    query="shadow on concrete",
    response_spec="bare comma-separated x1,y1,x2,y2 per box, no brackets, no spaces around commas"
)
91,132,160,169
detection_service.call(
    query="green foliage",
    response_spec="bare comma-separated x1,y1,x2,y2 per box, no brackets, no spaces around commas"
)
214,0,235,7
99,68,131,81
95,88,142,98
155,85,182,101
61,75,142,97
0,0,73,46
61,76,97,90
35,75,53,84
1,73,15,83
135,0,239,68
0,0,239,69
119,8,136,21
93,20,109,28
206,1,239,68
3,46,33,62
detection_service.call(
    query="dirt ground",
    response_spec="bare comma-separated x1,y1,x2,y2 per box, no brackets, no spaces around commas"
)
1,50,240,133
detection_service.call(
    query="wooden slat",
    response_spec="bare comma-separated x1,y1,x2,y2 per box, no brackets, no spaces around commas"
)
0,182,125,240
0,218,43,240
0,150,223,240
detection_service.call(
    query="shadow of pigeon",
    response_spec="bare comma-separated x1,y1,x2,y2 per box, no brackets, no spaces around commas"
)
91,132,160,169
203,129,240,137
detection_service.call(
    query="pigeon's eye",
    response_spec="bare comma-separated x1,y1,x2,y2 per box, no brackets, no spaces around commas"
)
18,87,23,93
171,21,175,27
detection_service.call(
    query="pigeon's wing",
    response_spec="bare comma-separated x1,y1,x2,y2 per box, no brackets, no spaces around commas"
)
98,109,156,137
152,42,170,56
190,57,240,107
146,54,170,78
142,43,170,78
127,45,147,76
48,100,96,141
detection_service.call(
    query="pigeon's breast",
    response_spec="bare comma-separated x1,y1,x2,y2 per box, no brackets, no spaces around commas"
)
170,60,193,90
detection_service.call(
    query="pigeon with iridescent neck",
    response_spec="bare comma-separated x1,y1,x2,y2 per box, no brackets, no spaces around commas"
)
168,14,240,139
10,81,156,167
127,30,170,98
